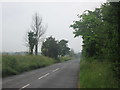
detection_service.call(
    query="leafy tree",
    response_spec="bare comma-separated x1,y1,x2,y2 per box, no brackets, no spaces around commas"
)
71,9,103,58
58,40,70,56
41,36,59,59
70,2,120,59
28,31,35,55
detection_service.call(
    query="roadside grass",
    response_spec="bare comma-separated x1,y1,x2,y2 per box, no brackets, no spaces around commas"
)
79,58,119,88
2,55,72,77
59,56,72,62
2,55,55,77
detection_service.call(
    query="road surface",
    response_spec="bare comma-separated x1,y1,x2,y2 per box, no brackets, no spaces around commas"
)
2,59,80,89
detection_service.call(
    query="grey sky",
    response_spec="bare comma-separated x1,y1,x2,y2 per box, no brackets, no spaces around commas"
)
2,2,104,53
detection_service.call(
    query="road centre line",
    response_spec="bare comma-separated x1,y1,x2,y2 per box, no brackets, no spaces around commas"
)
19,68,60,89
20,73,50,89
19,84,30,90
38,73,50,79
38,68,59,80
52,68,59,72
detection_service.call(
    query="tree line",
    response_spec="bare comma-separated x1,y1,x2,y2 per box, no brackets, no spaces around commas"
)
70,2,120,83
26,13,73,59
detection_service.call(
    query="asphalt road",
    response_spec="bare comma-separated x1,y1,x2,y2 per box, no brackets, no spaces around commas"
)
2,59,80,89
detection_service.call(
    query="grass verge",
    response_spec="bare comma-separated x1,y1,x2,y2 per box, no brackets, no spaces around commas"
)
79,58,119,88
2,55,72,77
2,55,55,77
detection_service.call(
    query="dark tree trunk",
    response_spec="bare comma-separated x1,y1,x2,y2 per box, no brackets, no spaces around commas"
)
35,44,38,55
30,49,33,55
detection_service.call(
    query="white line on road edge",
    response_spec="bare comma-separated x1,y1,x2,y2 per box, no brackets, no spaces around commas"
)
19,84,30,90
52,68,59,72
38,73,50,79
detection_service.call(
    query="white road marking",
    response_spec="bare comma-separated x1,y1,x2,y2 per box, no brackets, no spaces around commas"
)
52,68,59,72
19,68,60,90
38,73,50,79
19,84,30,90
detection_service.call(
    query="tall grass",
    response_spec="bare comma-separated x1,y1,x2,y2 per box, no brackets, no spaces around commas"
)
2,55,55,77
79,58,119,88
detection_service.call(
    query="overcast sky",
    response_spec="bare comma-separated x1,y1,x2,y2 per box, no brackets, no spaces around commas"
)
1,2,105,53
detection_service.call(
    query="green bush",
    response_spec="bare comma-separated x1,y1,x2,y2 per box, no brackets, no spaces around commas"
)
2,55,55,77
79,58,119,88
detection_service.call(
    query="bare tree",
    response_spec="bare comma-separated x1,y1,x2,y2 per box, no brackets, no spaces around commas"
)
31,13,47,55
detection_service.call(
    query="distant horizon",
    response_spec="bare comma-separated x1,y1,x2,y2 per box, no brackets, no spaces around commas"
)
1,50,82,53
